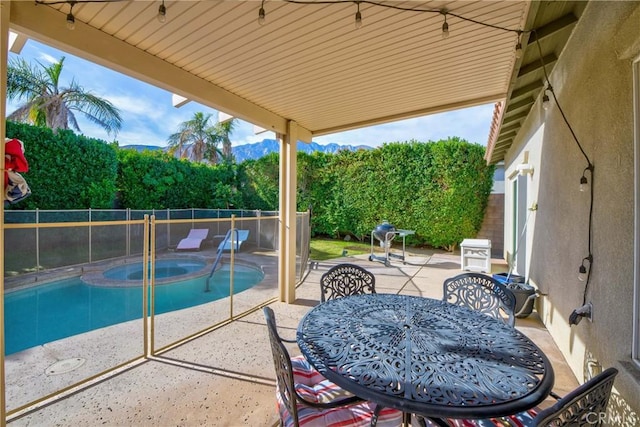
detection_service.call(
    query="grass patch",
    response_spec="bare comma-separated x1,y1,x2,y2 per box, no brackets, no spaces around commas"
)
310,237,371,261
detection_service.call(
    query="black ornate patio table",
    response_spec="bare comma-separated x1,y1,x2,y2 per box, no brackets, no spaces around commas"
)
296,293,554,420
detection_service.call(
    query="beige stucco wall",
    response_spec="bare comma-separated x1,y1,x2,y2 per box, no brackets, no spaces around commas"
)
503,1,640,421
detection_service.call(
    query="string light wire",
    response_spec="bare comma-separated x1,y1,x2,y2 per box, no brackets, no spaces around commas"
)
38,0,527,46
532,34,595,307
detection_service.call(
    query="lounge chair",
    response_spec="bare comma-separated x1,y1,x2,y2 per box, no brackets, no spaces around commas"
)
218,229,249,251
176,229,209,251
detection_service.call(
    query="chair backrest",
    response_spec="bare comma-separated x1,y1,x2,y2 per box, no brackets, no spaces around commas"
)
533,367,618,426
187,229,209,239
263,306,301,426
234,229,249,241
320,263,376,303
442,273,516,326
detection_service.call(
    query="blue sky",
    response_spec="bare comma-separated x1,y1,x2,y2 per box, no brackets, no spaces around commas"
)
6,38,496,149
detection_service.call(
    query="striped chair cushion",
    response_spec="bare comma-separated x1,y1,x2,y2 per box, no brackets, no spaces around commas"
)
278,356,403,427
291,355,332,386
420,409,538,427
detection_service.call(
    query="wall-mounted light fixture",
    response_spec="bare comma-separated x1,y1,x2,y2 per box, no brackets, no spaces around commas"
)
516,163,534,176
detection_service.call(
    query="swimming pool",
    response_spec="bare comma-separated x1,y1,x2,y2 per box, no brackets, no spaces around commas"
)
102,258,207,281
4,263,264,355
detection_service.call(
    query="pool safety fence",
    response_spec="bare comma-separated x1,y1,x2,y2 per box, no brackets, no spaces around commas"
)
4,208,309,281
1,209,311,420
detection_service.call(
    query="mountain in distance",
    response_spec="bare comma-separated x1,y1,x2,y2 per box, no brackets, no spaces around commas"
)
120,138,372,162
120,144,164,152
232,139,372,163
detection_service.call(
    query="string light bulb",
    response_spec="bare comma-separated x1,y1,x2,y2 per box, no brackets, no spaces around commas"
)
354,2,362,29
441,10,449,39
258,0,266,25
578,265,587,281
578,255,592,282
514,31,523,58
579,175,588,192
542,93,550,110
66,1,76,30
580,164,594,192
542,84,552,110
157,0,166,23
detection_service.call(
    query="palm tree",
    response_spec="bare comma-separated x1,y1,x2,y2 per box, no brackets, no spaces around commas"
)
167,112,221,163
215,118,237,162
168,113,238,164
6,56,122,136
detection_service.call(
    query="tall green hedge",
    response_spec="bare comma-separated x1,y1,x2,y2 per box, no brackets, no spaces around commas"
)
5,122,493,249
232,138,494,249
237,152,280,210
6,121,118,209
116,149,241,209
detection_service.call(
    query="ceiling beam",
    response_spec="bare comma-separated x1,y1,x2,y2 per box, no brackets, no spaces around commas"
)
8,1,317,141
502,110,529,124
528,13,578,44
496,131,517,143
500,122,522,134
517,54,558,78
505,97,534,113
510,81,544,100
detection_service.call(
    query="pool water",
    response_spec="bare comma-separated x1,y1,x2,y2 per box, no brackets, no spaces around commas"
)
103,259,206,281
4,264,263,355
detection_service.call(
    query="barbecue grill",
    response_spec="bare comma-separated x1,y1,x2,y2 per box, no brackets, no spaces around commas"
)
368,221,415,267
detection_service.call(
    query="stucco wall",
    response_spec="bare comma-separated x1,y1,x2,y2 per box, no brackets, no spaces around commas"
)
503,1,640,420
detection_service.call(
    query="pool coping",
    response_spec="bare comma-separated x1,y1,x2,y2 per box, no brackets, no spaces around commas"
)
4,249,271,292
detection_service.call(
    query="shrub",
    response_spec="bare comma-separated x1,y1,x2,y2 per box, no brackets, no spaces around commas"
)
6,121,118,209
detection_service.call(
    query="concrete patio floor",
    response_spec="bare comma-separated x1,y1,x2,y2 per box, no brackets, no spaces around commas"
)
9,249,579,426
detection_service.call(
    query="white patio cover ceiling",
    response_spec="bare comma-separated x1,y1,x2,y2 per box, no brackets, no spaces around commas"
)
8,0,532,144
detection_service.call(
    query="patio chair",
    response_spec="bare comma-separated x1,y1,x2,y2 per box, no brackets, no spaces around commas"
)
320,263,376,303
176,228,209,251
442,273,516,327
218,229,249,251
263,307,402,427
419,367,619,426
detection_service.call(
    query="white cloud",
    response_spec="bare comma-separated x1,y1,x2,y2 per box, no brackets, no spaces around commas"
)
36,52,58,65
313,103,494,147
106,94,165,119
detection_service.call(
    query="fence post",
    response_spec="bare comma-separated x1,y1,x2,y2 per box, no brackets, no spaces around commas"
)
88,208,92,263
126,208,131,257
229,214,236,319
36,208,40,272
256,210,262,249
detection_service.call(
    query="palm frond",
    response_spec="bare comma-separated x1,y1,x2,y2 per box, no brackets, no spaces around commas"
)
6,56,123,136
64,90,123,136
